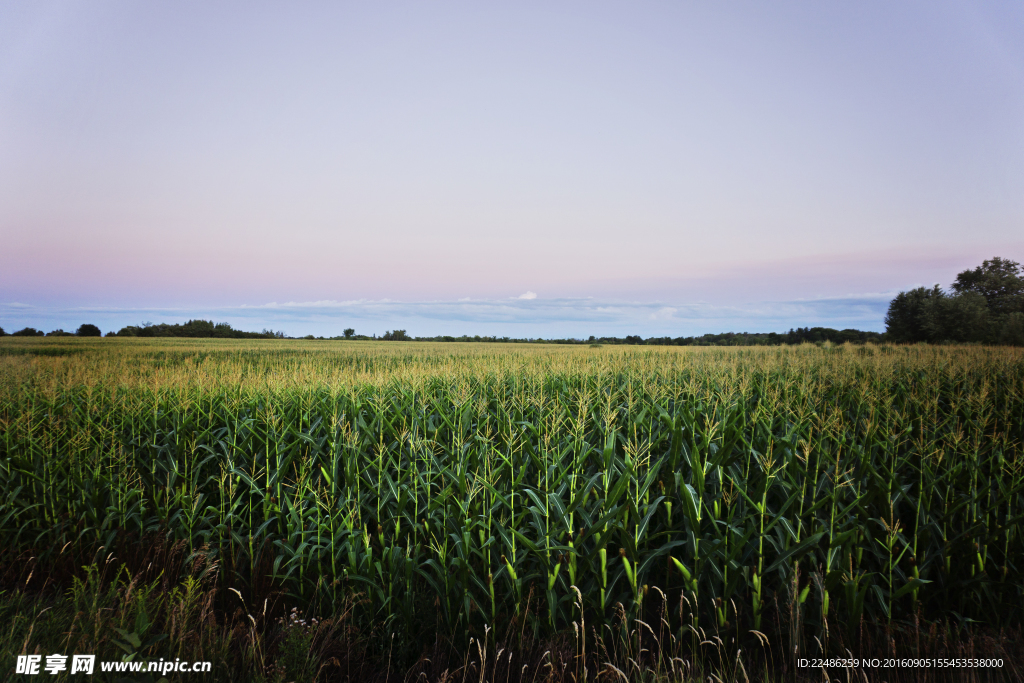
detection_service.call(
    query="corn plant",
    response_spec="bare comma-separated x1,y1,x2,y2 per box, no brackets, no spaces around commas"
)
1,337,1022,665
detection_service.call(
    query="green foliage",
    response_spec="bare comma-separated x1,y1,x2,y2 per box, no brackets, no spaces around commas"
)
933,291,989,341
11,327,44,336
1001,312,1024,346
886,257,1024,345
343,328,355,339
76,323,102,337
382,329,410,341
951,256,1024,314
885,286,942,343
111,601,168,661
885,287,989,343
1,340,1022,672
114,320,283,339
265,608,319,682
415,327,885,346
0,564,245,682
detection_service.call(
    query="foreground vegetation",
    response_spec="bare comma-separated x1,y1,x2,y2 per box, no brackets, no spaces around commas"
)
2,338,1023,681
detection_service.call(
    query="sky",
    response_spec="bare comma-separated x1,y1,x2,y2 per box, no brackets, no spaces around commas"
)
1,1,1022,338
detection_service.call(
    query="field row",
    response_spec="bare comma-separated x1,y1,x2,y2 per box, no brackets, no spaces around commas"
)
2,341,1023,659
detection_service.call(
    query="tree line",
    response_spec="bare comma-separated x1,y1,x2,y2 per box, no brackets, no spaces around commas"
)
884,257,1024,345
404,327,884,346
0,321,283,339
0,324,101,337
3,259,1021,346
0,323,885,346
109,320,285,339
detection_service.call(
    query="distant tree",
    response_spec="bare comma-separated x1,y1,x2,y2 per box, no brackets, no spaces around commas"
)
105,320,277,339
343,328,355,339
382,329,410,341
951,257,1024,315
0,326,5,336
76,324,102,337
12,327,44,336
181,320,215,337
885,286,944,343
46,329,74,337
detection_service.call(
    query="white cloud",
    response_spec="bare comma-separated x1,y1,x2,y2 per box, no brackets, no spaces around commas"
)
649,306,678,320
517,291,537,300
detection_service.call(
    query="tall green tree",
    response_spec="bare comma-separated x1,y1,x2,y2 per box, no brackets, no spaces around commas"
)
885,286,943,343
884,286,989,343
951,257,1024,315
886,257,1023,345
933,291,989,342
76,324,102,337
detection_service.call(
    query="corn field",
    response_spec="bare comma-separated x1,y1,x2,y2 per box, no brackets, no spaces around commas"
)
2,338,1023,671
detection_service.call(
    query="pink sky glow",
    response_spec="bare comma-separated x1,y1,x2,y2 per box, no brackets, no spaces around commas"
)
2,2,1022,336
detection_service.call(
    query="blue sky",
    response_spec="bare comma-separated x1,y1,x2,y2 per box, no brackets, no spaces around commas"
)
2,2,1022,337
